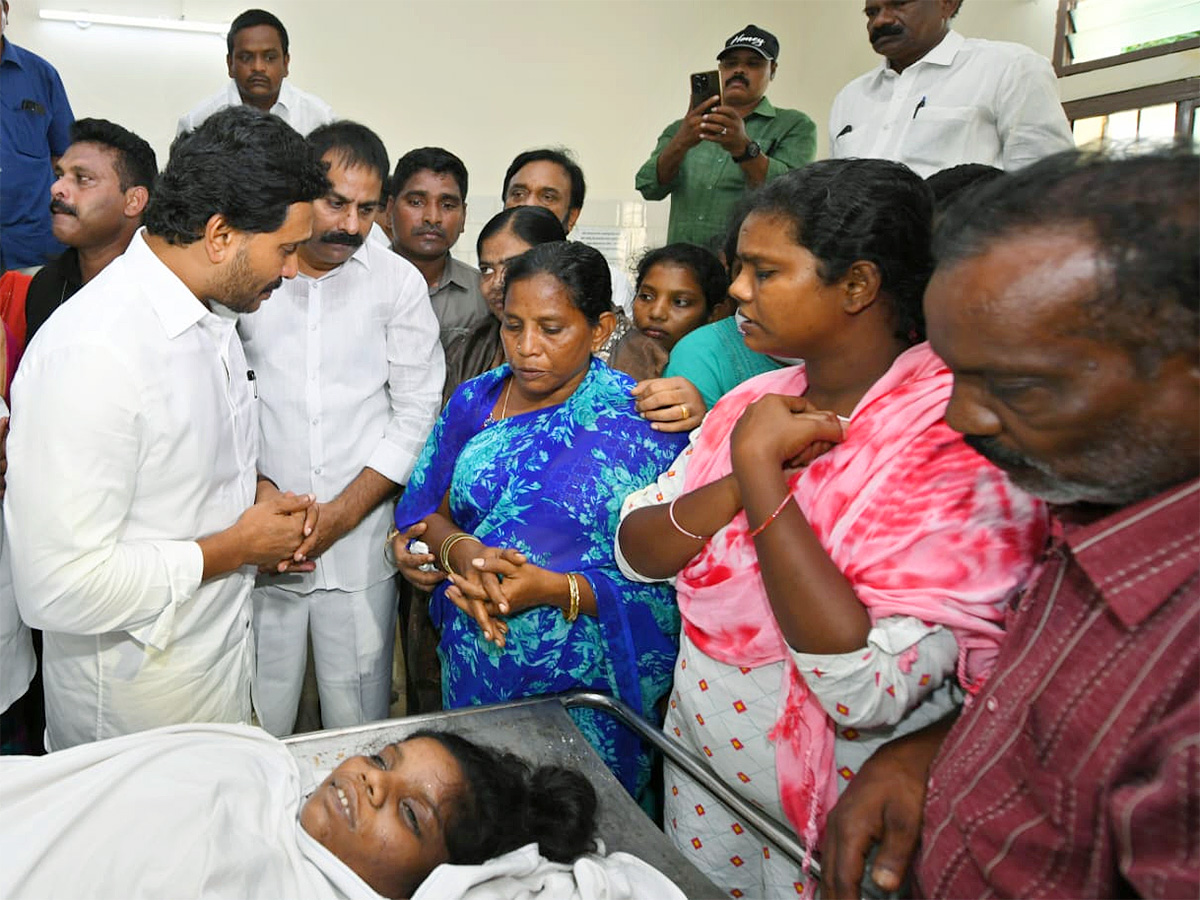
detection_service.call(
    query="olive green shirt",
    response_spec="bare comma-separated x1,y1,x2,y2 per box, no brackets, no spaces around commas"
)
635,97,817,251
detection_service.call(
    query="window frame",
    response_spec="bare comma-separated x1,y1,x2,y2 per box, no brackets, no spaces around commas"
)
1053,0,1200,76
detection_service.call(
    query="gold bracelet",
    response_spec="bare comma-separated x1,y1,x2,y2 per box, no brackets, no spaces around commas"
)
564,572,581,623
439,532,479,575
385,525,400,546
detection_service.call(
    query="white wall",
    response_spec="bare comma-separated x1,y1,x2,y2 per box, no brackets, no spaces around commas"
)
10,0,1063,259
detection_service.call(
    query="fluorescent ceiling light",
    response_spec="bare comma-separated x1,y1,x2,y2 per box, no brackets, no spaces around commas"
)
39,8,229,35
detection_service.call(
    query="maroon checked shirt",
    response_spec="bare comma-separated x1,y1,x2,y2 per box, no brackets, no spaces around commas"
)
917,479,1199,898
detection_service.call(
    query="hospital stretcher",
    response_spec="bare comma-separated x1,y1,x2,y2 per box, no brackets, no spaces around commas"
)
284,692,897,899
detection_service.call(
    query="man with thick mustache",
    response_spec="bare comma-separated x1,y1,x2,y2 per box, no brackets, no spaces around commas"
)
5,106,328,750
830,0,1071,176
238,121,444,736
25,118,156,343
388,146,488,350
637,24,815,250
820,149,1199,899
177,8,333,137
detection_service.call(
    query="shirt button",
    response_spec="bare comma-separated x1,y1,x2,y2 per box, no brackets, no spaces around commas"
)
985,697,998,712
309,323,318,332
314,466,323,475
311,417,319,426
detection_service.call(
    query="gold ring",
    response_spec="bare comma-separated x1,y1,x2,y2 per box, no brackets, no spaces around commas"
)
679,403,690,421
721,127,727,135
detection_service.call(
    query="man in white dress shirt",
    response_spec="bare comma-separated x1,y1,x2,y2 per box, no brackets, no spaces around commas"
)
829,0,1073,176
177,8,334,137
4,106,329,750
239,121,444,735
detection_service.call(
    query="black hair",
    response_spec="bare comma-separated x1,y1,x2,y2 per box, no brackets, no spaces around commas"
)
744,158,933,343
391,147,469,201
636,243,729,313
145,106,328,246
924,163,1004,213
475,205,567,260
934,147,1199,372
69,118,157,193
411,730,598,866
503,148,587,212
504,241,613,324
307,121,390,192
227,8,288,55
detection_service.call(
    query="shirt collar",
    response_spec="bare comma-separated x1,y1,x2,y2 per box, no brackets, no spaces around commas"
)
1,39,27,69
435,255,470,292
127,229,211,339
1064,478,1200,628
225,79,296,114
749,96,777,119
301,237,373,283
876,29,964,77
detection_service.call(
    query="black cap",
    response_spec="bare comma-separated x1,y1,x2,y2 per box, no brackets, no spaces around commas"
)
718,25,779,62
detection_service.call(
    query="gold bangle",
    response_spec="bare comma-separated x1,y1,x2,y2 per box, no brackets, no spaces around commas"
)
564,572,581,623
385,525,400,546
439,532,479,575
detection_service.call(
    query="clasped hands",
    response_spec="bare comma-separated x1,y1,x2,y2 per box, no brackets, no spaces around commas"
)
730,393,846,475
243,481,344,575
392,521,558,650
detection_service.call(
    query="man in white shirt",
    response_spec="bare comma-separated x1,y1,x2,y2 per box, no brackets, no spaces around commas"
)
502,148,636,316
177,8,334,137
829,0,1073,176
4,106,330,750
239,121,444,735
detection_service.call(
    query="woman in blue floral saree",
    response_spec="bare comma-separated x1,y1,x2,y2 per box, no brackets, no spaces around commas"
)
393,242,688,796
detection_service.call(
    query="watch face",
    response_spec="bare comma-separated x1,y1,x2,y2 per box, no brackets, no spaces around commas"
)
747,141,761,158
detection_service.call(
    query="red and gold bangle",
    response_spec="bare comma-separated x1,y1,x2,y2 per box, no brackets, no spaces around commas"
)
749,494,794,539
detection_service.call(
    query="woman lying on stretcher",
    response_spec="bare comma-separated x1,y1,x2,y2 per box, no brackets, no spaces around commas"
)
0,723,683,900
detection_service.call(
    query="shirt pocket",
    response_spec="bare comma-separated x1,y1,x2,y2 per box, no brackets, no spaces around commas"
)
904,104,989,172
2,99,50,160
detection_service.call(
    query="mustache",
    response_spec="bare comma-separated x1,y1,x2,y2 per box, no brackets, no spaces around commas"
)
963,434,1033,471
724,75,750,88
319,230,363,247
412,225,445,238
262,277,284,295
870,24,904,43
50,198,77,216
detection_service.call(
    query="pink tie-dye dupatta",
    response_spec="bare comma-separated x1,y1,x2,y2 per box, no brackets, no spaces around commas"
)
677,342,1047,860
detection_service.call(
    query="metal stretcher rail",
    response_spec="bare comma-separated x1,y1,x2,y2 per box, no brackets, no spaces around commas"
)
560,690,900,900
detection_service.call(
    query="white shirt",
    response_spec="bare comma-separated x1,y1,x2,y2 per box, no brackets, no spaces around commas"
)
829,31,1073,177
5,231,258,749
607,260,635,318
0,396,34,715
0,723,382,900
238,238,444,593
177,80,335,136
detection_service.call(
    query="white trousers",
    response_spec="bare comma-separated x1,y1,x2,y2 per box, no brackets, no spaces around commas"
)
252,579,397,736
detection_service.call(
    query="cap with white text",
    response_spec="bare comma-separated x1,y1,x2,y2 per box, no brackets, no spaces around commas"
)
718,25,779,62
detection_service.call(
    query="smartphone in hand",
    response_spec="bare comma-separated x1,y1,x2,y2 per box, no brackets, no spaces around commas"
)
689,70,723,110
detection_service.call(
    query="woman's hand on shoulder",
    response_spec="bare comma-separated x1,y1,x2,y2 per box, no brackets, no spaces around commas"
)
730,394,845,473
632,376,706,433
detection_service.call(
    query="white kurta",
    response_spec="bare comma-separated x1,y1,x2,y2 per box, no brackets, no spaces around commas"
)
0,723,383,900
0,396,34,715
5,230,258,749
238,238,443,594
177,80,336,136
829,30,1073,176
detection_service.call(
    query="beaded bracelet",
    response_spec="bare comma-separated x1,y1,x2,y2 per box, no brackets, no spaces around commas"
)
439,532,480,575
564,572,581,623
749,494,794,539
667,495,707,542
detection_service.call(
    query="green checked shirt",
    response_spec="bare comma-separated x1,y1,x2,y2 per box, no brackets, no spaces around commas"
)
636,97,817,251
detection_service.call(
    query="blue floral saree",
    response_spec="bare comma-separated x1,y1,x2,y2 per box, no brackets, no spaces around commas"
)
394,359,687,795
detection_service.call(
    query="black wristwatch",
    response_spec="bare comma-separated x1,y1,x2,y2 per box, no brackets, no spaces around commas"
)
732,141,761,164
